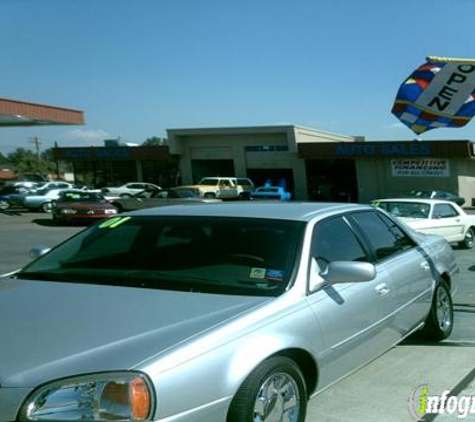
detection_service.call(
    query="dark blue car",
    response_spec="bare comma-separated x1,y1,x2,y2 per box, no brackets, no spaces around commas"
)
0,185,29,210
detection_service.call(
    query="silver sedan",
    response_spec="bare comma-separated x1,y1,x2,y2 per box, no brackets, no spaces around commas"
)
0,202,458,422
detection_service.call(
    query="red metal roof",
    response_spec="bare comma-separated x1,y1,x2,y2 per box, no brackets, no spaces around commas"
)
0,97,84,126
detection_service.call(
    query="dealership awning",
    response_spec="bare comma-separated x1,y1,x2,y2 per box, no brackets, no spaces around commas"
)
0,97,84,127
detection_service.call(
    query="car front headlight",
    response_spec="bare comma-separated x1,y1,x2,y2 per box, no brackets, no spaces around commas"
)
61,208,77,214
19,372,155,421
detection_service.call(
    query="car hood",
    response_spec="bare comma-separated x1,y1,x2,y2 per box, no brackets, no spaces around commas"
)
55,201,113,209
0,278,268,387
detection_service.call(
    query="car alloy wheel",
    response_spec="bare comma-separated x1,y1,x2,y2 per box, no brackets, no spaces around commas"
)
461,228,474,249
421,281,453,341
41,202,53,213
0,200,10,210
227,356,307,422
253,372,301,422
435,284,453,333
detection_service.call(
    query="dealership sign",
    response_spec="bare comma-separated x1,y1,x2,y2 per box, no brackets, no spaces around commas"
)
391,159,450,177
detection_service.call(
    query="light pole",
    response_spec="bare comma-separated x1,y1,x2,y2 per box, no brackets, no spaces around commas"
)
28,136,42,159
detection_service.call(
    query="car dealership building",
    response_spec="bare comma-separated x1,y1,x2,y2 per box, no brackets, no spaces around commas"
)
53,125,475,206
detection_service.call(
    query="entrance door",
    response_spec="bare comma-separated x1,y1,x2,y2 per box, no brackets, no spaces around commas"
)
305,159,357,202
191,159,235,183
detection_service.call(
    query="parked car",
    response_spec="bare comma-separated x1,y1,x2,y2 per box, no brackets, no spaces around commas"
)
21,188,65,212
29,181,74,193
0,185,30,210
101,182,162,198
250,185,292,201
372,198,475,249
408,189,465,206
5,174,48,189
111,187,221,213
0,202,458,421
178,177,255,199
51,190,118,225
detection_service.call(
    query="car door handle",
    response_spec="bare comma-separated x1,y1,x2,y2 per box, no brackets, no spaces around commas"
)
420,262,431,271
375,283,390,296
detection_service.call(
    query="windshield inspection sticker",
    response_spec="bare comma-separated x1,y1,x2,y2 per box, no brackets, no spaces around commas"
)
99,216,131,229
250,268,266,279
265,269,284,281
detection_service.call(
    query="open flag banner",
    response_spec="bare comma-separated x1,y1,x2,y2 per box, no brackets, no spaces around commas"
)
391,56,475,135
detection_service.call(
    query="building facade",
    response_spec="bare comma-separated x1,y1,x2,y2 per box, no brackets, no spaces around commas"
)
54,125,475,206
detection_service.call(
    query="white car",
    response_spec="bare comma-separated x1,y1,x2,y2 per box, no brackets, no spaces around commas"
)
101,182,162,198
178,177,255,199
372,198,475,249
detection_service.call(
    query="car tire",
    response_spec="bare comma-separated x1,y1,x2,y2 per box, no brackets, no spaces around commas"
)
0,200,10,210
41,202,53,213
204,192,216,198
421,281,453,341
459,228,474,249
120,193,132,198
227,356,307,422
113,203,123,213
238,192,250,200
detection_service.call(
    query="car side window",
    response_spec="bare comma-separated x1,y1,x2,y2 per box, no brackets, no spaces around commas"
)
350,211,414,261
433,204,459,218
311,217,368,267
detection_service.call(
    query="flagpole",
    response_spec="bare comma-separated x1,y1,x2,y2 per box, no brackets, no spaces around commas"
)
426,56,475,64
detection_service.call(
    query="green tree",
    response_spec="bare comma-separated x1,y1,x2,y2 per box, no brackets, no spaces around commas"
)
0,150,6,164
7,147,55,175
142,136,165,146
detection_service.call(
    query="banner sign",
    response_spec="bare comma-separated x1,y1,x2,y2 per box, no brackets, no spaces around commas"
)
391,159,450,177
392,56,475,135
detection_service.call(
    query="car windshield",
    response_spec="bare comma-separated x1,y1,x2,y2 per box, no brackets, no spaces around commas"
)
376,201,430,219
59,191,105,202
199,178,219,185
17,216,305,297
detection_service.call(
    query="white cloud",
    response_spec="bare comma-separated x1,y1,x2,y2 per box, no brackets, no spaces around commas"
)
382,122,406,130
304,120,339,128
61,129,111,145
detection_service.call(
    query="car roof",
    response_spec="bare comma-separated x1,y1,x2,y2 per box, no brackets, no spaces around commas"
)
374,198,457,205
200,177,235,180
130,202,371,222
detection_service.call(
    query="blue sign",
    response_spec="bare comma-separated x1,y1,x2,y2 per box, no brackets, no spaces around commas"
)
336,142,431,157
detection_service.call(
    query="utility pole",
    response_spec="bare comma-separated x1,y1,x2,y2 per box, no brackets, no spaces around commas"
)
29,136,42,159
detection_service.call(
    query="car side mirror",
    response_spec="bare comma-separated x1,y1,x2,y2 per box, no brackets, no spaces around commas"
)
322,261,376,284
30,246,51,260
309,259,376,292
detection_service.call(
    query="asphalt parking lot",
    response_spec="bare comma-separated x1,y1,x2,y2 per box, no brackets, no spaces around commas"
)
0,210,474,421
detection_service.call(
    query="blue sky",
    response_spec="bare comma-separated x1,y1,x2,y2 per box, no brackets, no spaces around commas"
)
1,0,475,155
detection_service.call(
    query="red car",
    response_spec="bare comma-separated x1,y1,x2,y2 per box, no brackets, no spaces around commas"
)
52,190,118,225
